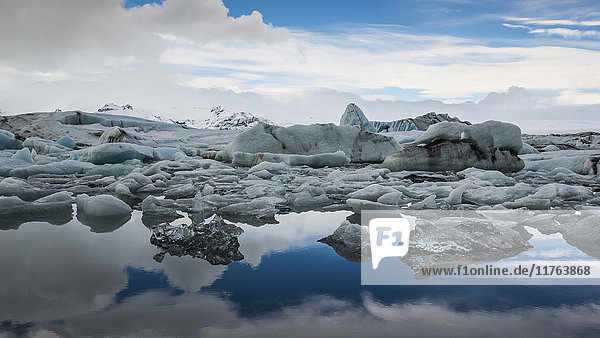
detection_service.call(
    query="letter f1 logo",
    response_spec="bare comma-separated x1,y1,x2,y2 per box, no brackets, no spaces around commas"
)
369,218,411,269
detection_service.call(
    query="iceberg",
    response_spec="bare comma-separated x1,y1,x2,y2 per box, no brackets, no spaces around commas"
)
383,121,525,173
339,103,376,132
339,103,469,132
216,122,401,163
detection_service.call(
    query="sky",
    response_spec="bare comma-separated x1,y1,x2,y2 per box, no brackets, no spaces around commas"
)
1,0,600,131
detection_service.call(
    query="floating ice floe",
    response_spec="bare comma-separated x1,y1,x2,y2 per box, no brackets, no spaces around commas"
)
0,177,53,201
383,121,525,173
0,191,73,230
216,122,401,163
76,194,132,217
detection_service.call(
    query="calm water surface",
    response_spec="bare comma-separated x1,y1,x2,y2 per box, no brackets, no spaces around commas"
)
2,210,600,337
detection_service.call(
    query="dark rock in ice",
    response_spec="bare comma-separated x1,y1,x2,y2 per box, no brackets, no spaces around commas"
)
150,215,244,265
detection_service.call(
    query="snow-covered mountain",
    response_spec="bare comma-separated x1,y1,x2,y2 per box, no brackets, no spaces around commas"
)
155,106,273,130
97,103,133,112
95,104,272,130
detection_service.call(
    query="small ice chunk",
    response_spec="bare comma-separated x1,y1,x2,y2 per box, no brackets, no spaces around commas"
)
114,183,133,197
446,184,468,205
0,130,22,150
458,167,516,186
219,197,282,218
542,145,561,152
71,143,154,164
23,137,70,154
248,161,288,175
164,184,196,199
76,194,132,217
141,195,181,227
99,127,134,144
377,191,406,205
346,198,397,213
250,170,274,180
11,148,34,164
0,177,52,201
56,136,76,149
409,194,437,209
286,190,331,208
518,143,539,155
347,184,397,202
462,183,533,206
124,172,153,186
503,196,551,210
533,183,591,201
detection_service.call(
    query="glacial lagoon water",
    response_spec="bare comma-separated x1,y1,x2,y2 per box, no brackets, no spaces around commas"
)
2,210,600,337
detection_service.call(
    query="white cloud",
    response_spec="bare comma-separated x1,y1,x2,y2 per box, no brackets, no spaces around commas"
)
529,28,600,39
0,0,288,71
158,27,600,100
1,1,600,130
505,16,600,27
554,90,600,105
